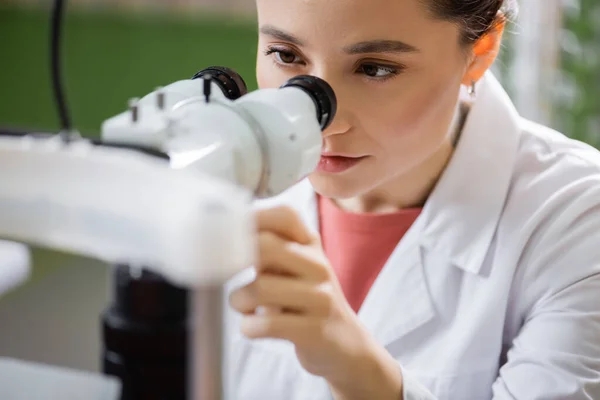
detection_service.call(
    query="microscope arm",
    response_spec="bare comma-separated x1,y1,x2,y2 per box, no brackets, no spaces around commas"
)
0,133,256,288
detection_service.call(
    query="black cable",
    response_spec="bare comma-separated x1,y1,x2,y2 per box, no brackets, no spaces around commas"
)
50,0,72,134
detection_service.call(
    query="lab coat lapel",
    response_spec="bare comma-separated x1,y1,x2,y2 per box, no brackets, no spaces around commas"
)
420,73,520,273
357,217,435,347
282,180,435,348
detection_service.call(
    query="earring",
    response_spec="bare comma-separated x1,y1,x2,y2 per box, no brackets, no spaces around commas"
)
468,80,477,97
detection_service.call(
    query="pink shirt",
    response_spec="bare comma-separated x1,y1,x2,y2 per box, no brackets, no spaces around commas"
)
318,195,422,313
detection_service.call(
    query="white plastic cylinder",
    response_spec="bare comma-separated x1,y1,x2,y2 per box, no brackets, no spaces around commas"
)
236,87,323,197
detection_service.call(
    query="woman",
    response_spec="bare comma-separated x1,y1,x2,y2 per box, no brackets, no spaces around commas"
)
226,0,600,399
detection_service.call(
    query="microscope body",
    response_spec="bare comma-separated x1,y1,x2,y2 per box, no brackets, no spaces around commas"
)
101,67,332,198
98,67,337,399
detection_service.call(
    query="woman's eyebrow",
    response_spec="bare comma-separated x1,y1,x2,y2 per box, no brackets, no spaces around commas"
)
259,25,419,54
343,40,419,54
259,25,305,46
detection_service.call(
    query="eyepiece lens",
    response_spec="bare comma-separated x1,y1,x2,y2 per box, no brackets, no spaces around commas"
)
280,75,337,130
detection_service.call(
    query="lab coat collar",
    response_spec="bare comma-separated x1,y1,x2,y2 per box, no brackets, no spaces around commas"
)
419,72,521,275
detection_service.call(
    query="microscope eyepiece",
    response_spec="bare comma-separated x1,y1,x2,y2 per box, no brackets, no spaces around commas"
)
280,75,337,131
192,66,248,100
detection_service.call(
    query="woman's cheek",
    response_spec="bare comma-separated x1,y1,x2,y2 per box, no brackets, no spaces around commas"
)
363,94,433,144
381,79,458,143
256,59,289,89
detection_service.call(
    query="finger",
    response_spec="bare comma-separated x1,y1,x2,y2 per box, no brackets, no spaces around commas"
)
258,232,330,281
229,274,333,316
241,313,323,346
256,206,315,245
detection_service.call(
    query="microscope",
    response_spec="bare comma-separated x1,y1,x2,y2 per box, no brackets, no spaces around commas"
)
99,66,337,399
0,64,337,400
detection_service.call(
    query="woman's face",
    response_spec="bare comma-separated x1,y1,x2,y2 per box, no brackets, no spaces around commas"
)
256,0,473,200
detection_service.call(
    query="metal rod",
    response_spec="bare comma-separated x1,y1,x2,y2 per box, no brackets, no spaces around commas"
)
190,284,226,400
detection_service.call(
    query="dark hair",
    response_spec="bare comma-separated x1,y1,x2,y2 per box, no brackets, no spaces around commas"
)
423,0,518,45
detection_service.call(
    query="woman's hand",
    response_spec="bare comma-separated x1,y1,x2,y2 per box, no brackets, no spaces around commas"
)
229,206,404,399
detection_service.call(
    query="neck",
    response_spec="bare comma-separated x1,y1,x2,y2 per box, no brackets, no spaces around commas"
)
335,102,468,214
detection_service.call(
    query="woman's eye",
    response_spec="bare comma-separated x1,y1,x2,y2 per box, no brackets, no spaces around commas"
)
273,50,299,64
358,64,398,78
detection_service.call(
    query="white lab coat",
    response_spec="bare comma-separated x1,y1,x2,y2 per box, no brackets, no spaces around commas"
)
225,72,600,400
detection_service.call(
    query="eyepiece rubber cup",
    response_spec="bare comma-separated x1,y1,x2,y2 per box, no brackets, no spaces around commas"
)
280,75,337,131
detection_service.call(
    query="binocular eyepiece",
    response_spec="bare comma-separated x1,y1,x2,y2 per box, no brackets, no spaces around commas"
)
192,66,337,131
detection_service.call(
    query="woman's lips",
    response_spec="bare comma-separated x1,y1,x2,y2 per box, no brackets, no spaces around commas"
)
316,155,367,173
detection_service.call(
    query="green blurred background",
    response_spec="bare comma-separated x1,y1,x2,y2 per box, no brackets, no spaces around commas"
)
0,0,598,374
0,4,259,137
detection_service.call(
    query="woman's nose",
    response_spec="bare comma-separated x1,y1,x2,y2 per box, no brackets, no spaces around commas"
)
316,76,352,138
322,110,351,138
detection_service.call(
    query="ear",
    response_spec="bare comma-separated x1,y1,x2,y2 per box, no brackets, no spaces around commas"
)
462,19,506,86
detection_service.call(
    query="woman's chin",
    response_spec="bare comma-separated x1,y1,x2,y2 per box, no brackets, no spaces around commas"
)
308,173,366,200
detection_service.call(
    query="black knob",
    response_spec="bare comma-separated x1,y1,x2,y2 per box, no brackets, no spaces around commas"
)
192,66,248,100
280,75,337,130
